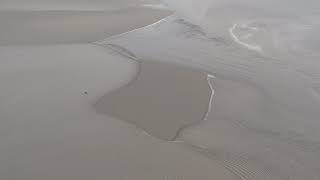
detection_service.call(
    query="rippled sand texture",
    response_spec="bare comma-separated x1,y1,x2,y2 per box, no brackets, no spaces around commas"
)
94,60,212,141
183,77,320,180
98,14,320,179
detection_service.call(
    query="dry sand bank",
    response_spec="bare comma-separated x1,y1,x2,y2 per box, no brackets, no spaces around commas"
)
0,44,239,180
0,8,171,45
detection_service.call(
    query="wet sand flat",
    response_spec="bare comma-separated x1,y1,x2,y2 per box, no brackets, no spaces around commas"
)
0,8,171,45
94,60,212,141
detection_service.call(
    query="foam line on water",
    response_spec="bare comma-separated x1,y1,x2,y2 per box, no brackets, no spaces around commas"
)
229,23,263,52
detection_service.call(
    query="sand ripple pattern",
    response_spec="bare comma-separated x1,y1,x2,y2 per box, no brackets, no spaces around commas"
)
96,15,320,180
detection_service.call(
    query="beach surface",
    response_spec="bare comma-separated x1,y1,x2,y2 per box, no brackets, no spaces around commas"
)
1,0,320,180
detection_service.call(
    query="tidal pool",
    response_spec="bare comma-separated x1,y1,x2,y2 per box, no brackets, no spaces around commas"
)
94,60,213,141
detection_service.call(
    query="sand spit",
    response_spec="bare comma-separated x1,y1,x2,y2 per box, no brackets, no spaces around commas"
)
0,8,171,45
94,60,213,141
0,44,240,180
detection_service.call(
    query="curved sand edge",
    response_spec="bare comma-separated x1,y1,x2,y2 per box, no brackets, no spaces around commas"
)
0,44,238,180
94,59,213,141
0,8,172,45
